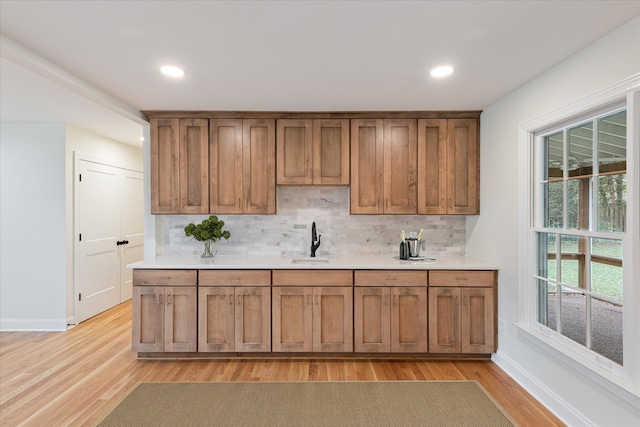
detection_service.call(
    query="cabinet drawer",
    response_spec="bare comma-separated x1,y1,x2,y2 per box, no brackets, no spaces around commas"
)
199,270,271,286
272,270,353,286
429,270,495,287
354,270,427,287
132,269,197,286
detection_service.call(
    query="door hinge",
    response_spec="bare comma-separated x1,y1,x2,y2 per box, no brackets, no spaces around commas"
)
78,293,82,301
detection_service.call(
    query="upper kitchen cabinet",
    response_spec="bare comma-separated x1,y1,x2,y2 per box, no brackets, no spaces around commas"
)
210,118,276,214
150,118,208,214
418,118,479,215
351,119,417,214
150,118,179,214
277,119,350,186
179,119,209,213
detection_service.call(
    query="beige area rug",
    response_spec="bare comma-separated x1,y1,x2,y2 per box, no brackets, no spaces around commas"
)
97,381,517,427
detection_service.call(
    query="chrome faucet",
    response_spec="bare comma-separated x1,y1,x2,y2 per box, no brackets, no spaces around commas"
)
311,222,321,257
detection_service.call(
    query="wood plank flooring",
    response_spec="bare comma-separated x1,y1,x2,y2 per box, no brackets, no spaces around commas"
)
0,301,565,427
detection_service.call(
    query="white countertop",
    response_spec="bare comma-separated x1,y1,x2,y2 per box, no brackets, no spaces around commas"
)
129,254,497,270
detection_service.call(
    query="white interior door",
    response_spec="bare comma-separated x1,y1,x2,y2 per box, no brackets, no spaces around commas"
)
76,160,121,323
75,156,144,323
120,170,144,302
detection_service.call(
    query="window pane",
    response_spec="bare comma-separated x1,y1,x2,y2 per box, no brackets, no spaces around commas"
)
544,181,563,228
568,122,593,177
560,235,585,288
598,110,626,174
566,179,578,229
590,296,623,366
545,132,563,180
537,280,557,330
591,238,623,300
560,289,586,345
567,177,591,230
597,174,626,233
537,233,556,279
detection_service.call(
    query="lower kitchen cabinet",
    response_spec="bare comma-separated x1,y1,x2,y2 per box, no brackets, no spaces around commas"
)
353,271,428,353
131,267,497,357
428,271,496,354
272,270,353,352
198,270,271,352
131,270,197,352
272,286,353,352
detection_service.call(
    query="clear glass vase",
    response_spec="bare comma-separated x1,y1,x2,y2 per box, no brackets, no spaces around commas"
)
201,240,216,258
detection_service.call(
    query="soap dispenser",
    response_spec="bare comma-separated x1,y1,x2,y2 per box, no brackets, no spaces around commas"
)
399,230,409,260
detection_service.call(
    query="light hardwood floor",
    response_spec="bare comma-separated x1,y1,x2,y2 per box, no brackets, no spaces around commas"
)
0,301,565,427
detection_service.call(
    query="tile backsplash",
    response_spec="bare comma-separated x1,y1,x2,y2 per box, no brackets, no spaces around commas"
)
158,187,466,257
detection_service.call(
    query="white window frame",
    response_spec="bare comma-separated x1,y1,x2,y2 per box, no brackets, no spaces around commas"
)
518,74,640,401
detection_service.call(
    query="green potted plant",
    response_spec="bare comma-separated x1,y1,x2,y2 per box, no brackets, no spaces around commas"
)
184,215,231,258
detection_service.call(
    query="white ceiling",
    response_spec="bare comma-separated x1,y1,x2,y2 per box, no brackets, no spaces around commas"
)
1,1,638,147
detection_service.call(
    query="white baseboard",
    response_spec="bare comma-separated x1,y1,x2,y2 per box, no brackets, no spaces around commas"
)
492,350,591,427
0,317,68,331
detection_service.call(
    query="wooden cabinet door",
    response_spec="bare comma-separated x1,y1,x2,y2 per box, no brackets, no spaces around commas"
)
391,287,427,353
272,287,313,352
351,119,384,214
277,119,350,186
243,119,276,214
277,119,313,185
132,286,164,352
235,286,271,352
461,287,495,353
447,118,479,214
354,287,390,352
383,119,417,214
163,286,197,352
150,118,179,214
417,119,447,214
179,119,209,213
313,119,350,185
210,119,243,214
313,287,353,352
428,287,461,353
198,287,235,352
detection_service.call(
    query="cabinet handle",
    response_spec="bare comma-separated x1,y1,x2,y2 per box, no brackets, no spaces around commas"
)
386,199,389,209
238,198,241,208
158,294,163,305
463,295,468,307
229,294,234,305
307,295,311,306
167,294,172,305
393,295,397,306
384,294,389,306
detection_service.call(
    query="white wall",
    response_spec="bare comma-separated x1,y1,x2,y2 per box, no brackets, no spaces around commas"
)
1,124,67,330
467,17,640,426
0,124,142,330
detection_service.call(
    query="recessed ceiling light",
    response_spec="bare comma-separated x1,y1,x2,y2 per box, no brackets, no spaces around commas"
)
430,65,454,78
160,65,185,78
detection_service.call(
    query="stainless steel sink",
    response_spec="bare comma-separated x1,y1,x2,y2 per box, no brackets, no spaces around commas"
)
291,257,330,264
